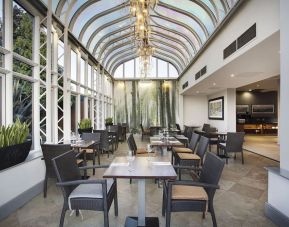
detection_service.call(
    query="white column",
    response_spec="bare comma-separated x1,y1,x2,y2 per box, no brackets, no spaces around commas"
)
63,27,71,141
84,57,88,118
32,16,41,150
51,31,58,143
45,0,53,142
4,0,13,125
76,50,81,124
226,88,236,132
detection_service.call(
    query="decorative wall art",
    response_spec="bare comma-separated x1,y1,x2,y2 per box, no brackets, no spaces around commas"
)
208,96,224,120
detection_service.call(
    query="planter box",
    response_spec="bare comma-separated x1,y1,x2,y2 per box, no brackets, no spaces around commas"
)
0,141,32,171
78,127,93,134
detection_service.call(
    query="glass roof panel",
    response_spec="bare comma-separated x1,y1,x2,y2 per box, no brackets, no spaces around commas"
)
151,17,201,50
72,1,122,37
88,18,133,53
154,5,207,43
65,0,89,23
107,48,135,70
103,44,135,67
160,0,215,34
227,0,239,9
150,34,191,61
82,8,129,45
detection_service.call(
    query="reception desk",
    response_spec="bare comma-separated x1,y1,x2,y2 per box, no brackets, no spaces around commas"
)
236,123,278,134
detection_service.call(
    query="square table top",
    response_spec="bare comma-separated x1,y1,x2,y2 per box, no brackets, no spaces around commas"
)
69,140,98,149
103,157,177,180
149,137,183,147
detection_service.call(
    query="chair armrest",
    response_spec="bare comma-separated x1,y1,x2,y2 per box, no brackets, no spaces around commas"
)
56,179,107,187
78,164,109,170
75,149,86,158
168,180,220,189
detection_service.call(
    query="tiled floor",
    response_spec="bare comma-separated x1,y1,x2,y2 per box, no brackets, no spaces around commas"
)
243,135,279,162
0,134,278,227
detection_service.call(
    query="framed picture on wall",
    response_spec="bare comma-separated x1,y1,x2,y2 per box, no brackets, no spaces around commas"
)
236,105,250,114
208,96,224,120
252,104,274,114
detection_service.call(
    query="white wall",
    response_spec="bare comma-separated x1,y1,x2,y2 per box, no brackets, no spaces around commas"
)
0,158,45,210
179,0,280,92
183,95,208,128
208,89,236,132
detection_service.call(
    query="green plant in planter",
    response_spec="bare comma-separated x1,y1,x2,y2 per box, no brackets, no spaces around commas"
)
0,118,29,148
105,117,113,125
78,118,92,129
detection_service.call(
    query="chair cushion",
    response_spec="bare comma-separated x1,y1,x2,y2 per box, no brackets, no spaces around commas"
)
173,147,192,153
68,178,114,209
178,153,200,160
136,148,147,154
76,159,83,165
172,185,208,201
84,149,94,154
219,143,226,148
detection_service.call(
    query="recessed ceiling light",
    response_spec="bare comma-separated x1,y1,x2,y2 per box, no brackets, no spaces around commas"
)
249,89,252,92
230,74,235,78
213,82,216,86
257,84,260,87
196,91,199,94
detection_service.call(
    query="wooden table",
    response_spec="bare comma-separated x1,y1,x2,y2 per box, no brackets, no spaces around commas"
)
150,136,183,155
103,157,177,227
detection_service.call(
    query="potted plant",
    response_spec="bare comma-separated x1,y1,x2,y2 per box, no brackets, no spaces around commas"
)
105,117,113,126
78,118,92,134
0,118,31,171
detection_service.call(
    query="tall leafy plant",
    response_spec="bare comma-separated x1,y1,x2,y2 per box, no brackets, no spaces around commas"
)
0,118,29,148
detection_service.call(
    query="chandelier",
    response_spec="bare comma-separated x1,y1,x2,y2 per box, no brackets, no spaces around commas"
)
130,0,158,77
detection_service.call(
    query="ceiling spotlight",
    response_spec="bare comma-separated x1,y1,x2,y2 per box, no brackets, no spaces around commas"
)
196,91,199,94
213,82,216,86
256,84,260,87
230,74,235,78
249,89,252,92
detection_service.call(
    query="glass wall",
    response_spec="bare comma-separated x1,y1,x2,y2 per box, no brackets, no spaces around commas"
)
114,57,178,79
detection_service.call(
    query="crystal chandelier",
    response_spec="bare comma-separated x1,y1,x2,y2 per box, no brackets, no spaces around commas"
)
130,0,158,77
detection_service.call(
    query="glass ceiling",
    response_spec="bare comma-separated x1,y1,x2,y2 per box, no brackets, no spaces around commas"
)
44,0,239,78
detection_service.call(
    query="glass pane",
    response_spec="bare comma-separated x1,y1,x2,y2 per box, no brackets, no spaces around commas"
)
80,95,85,119
160,0,215,34
71,95,77,132
0,0,3,46
114,64,123,78
0,76,2,125
93,69,98,91
169,63,178,77
0,53,4,67
103,44,135,67
13,78,32,133
88,64,92,88
13,59,33,76
124,59,134,78
82,8,129,44
72,1,122,37
88,18,132,53
13,2,33,59
157,59,168,78
71,50,77,81
80,58,85,85
155,5,207,43
58,41,64,75
106,47,135,70
70,83,77,92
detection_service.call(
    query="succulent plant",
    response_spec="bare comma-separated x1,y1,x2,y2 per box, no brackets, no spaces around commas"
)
0,118,29,148
78,118,92,129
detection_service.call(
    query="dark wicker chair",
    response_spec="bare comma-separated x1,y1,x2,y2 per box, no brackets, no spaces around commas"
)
171,132,200,164
175,136,209,180
162,152,225,227
107,125,119,149
140,124,150,141
81,132,101,174
52,150,118,227
218,132,245,164
93,130,114,157
41,144,84,198
127,133,147,155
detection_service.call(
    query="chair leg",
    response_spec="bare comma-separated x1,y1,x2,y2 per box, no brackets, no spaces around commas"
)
93,152,96,175
241,151,244,164
59,206,66,227
202,211,206,219
210,202,217,227
130,178,132,184
165,208,171,227
43,174,47,198
76,210,79,216
114,190,118,216
162,186,166,216
103,210,109,227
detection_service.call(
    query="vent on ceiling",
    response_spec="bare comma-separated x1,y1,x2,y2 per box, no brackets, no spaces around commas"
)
223,23,256,59
182,81,188,89
237,23,256,49
195,66,207,80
